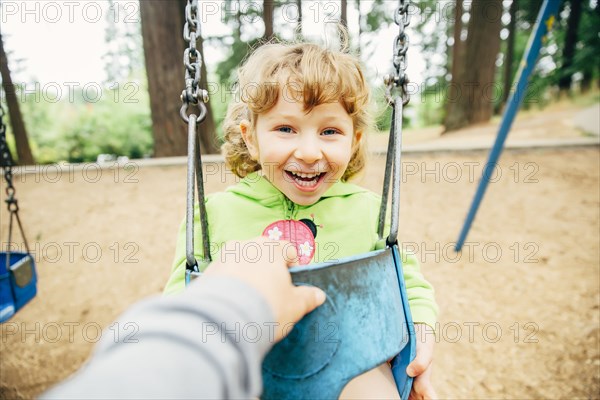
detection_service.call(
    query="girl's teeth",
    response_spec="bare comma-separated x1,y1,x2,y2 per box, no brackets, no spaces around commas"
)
294,176,317,187
286,171,323,187
291,171,319,178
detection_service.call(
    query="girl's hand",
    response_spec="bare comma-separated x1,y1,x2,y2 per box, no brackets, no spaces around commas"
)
407,323,437,400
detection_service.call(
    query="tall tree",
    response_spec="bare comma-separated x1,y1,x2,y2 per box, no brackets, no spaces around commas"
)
444,0,464,130
341,0,348,28
296,0,303,38
140,0,218,156
501,0,518,107
558,0,582,93
444,0,503,132
0,33,34,165
263,0,274,40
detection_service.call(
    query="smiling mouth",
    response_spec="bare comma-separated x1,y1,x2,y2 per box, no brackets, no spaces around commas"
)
285,170,327,188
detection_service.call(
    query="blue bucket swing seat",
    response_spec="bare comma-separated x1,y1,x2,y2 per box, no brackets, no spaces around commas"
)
178,1,416,398
0,103,37,323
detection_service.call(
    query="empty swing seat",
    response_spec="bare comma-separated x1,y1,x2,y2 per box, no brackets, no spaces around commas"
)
0,252,37,323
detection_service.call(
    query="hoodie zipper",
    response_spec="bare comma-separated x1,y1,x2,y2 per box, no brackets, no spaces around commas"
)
284,197,297,219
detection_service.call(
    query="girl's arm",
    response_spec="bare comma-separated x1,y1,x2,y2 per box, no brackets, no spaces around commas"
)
374,237,438,329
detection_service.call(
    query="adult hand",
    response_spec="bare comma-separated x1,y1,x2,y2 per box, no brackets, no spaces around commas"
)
203,237,326,341
407,323,437,400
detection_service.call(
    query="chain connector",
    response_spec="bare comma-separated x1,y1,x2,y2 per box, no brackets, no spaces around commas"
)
181,89,209,106
384,73,410,106
180,101,207,124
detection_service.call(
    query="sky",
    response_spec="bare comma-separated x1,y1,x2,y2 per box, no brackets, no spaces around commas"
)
1,0,428,92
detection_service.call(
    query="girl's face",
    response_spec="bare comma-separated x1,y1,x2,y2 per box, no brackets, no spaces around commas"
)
241,95,360,206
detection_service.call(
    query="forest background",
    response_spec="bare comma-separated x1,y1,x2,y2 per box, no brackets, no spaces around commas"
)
1,0,599,165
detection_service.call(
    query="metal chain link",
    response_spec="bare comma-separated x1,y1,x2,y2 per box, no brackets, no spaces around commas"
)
180,0,209,123
0,102,30,254
384,0,411,105
0,102,17,210
180,0,211,271
378,0,411,245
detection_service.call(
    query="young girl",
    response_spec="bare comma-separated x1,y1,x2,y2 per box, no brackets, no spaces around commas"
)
165,41,438,399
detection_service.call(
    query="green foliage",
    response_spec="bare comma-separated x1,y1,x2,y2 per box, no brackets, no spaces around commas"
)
213,0,267,86
363,0,393,33
215,37,262,85
416,81,447,128
2,1,152,164
14,81,153,164
10,0,595,164
572,1,600,81
519,0,544,25
518,0,600,104
209,80,235,140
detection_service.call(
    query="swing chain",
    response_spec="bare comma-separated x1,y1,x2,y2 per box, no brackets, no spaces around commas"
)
0,103,18,212
180,0,208,124
384,0,411,105
0,102,30,255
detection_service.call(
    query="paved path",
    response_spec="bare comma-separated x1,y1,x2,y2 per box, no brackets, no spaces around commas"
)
573,103,600,136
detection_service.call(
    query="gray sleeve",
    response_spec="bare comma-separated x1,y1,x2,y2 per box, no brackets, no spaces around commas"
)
42,276,276,399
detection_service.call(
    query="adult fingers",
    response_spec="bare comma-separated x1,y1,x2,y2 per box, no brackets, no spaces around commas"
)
282,241,299,267
275,285,326,341
258,238,298,267
292,285,326,319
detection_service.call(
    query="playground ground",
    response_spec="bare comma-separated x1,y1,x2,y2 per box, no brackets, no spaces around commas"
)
1,102,599,399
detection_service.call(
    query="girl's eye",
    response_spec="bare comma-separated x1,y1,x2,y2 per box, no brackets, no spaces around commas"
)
322,128,340,136
276,126,293,134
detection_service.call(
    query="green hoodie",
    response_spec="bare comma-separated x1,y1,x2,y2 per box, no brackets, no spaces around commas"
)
165,172,438,328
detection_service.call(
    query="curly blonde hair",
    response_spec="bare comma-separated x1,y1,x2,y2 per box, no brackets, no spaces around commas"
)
222,40,372,181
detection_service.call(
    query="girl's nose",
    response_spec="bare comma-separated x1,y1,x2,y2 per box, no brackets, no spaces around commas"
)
293,136,323,164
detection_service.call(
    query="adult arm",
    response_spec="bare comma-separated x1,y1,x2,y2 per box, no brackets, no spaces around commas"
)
43,277,274,399
43,239,325,399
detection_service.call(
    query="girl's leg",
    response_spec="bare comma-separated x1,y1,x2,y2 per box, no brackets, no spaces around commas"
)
339,363,400,400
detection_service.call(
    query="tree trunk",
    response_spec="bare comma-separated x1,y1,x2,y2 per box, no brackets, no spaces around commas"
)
341,0,348,28
580,70,592,93
501,0,518,106
0,33,34,165
296,0,302,39
558,0,582,93
263,0,274,40
140,0,218,156
444,0,503,132
445,7,454,80
443,0,464,132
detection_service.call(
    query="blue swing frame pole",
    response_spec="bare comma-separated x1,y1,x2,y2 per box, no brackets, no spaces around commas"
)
455,0,561,251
